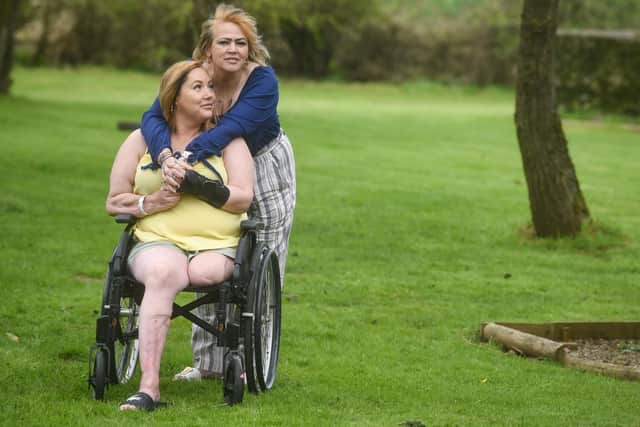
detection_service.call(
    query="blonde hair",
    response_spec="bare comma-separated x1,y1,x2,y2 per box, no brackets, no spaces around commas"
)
158,60,206,132
192,3,270,66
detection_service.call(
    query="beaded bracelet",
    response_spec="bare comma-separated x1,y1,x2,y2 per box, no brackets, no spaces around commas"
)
157,148,173,165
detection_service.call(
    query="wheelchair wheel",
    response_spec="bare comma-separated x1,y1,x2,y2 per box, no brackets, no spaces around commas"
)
244,246,281,393
91,350,107,400
223,353,245,405
101,263,140,385
113,293,139,384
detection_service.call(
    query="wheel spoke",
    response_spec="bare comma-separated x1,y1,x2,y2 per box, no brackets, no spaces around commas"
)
115,295,139,384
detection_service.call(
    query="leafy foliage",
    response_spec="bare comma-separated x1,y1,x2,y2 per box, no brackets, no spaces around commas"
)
10,0,640,113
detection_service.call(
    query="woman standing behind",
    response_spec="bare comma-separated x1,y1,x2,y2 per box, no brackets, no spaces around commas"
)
140,4,296,381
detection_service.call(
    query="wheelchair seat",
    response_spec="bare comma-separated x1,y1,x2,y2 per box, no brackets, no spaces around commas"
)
88,214,281,406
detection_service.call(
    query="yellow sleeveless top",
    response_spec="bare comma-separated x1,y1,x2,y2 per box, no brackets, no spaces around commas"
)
133,152,246,251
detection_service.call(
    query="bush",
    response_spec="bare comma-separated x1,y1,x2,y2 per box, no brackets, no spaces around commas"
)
556,34,640,116
19,0,195,72
334,15,427,82
334,9,520,84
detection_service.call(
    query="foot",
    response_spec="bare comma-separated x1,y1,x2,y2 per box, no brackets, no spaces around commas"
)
119,391,169,412
173,366,222,381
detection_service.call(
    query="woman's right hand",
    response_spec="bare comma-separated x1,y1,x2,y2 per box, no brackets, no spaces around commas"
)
161,156,191,192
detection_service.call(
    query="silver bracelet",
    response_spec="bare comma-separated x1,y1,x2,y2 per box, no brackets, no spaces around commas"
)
138,195,148,216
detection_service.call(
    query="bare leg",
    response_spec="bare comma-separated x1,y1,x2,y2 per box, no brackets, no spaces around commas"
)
188,252,233,286
120,245,189,409
188,252,234,376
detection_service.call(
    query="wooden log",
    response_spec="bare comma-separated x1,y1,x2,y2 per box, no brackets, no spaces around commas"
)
482,322,569,359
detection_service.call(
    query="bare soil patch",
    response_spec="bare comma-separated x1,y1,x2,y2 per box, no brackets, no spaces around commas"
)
568,339,640,367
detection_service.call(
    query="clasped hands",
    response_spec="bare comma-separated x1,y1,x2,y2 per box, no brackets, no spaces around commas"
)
161,155,190,193
159,153,229,209
160,153,230,209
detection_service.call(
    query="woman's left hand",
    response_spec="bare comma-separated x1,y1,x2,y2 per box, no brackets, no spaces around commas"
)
153,186,182,211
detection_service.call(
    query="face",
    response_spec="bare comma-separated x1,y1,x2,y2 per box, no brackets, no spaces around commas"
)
208,21,249,73
174,67,214,122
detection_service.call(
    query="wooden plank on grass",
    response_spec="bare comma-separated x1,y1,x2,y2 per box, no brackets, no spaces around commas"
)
480,322,640,341
481,321,640,381
559,352,640,381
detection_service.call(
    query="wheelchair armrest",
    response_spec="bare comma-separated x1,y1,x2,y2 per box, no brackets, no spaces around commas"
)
240,219,264,233
233,220,263,283
115,214,137,225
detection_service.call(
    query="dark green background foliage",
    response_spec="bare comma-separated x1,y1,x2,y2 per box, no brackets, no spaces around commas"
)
556,36,640,116
12,0,640,114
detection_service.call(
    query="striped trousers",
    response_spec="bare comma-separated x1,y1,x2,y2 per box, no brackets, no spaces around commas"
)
191,131,296,374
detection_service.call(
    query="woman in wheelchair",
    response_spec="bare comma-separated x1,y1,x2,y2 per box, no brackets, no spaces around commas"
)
105,60,253,411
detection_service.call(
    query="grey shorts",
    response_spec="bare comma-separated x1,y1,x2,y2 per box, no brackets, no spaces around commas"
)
127,240,236,268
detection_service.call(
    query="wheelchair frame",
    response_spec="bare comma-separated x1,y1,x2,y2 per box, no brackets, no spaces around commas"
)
88,214,282,405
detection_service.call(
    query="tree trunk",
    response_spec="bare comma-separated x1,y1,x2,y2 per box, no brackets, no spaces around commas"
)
0,0,20,94
515,0,590,237
191,0,211,40
31,0,51,66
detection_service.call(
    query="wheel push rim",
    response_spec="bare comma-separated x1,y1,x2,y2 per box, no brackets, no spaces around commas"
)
255,251,281,390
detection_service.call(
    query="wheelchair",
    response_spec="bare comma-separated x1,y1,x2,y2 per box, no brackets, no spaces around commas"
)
88,214,281,405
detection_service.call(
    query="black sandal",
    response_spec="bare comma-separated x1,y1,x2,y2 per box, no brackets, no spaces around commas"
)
119,391,169,412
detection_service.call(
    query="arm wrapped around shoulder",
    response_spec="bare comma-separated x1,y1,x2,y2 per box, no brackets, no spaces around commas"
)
178,169,230,209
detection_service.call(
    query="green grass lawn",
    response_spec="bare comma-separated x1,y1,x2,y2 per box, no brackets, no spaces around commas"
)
1,66,639,426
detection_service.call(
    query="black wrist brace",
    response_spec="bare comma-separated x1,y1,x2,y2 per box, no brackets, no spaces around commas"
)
178,169,230,209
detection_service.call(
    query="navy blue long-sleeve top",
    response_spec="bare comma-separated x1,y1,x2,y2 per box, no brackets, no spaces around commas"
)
141,66,281,163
